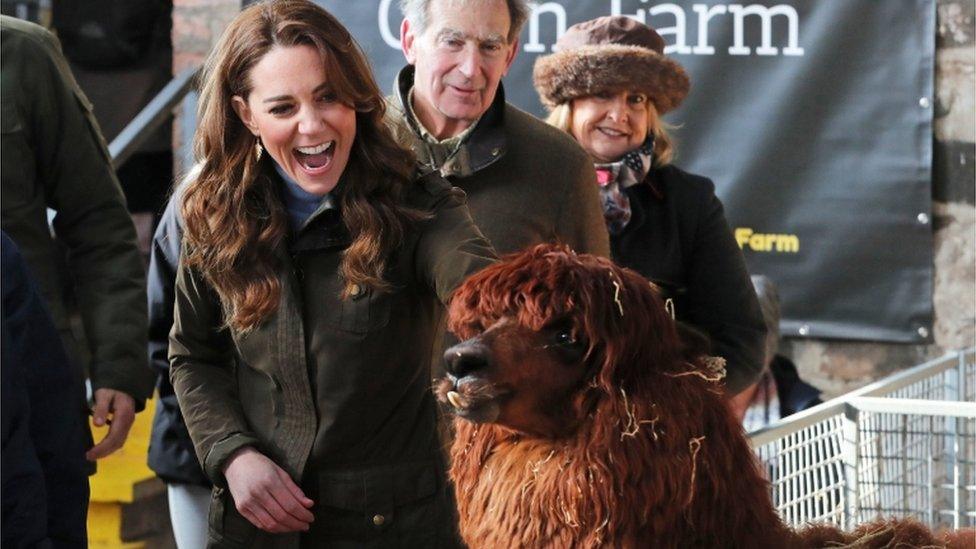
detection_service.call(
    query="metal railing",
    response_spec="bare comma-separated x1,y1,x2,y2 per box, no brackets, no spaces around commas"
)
108,66,200,168
749,348,976,530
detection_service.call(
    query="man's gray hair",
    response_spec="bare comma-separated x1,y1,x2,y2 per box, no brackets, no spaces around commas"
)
751,275,781,366
400,0,530,43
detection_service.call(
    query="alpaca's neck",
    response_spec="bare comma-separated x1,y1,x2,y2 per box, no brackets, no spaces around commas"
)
450,410,700,549
450,394,795,548
451,426,632,548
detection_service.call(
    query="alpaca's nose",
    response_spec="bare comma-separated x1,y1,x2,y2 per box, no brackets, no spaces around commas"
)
444,340,490,378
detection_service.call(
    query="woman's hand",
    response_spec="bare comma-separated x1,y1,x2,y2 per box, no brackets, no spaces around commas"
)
223,447,315,533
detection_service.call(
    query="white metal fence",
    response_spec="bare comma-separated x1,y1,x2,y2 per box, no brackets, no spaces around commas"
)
748,348,976,530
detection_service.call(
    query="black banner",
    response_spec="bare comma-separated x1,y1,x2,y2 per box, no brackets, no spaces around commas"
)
307,0,935,342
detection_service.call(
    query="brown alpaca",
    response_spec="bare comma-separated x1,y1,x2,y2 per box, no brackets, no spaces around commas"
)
436,244,971,549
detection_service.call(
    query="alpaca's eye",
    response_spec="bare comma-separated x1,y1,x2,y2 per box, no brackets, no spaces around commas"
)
541,319,582,351
555,331,576,345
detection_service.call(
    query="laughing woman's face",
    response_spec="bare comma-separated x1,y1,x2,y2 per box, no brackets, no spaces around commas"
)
570,90,652,163
233,44,356,196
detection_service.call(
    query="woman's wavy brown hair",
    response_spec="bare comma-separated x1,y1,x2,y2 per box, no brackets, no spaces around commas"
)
182,0,421,331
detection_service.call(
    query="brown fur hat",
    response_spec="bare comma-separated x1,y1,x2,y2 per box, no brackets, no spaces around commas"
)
533,16,690,113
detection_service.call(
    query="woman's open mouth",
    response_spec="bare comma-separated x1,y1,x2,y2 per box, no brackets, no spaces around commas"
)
293,141,334,174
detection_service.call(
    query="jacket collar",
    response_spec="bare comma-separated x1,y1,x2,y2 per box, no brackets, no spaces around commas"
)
261,162,351,253
393,65,507,178
643,167,665,201
289,210,349,254
611,167,665,236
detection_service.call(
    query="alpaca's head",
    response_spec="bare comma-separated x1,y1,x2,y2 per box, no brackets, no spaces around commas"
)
436,243,709,438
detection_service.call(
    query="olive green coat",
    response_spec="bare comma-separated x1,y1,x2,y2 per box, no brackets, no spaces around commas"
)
170,169,495,548
0,16,152,406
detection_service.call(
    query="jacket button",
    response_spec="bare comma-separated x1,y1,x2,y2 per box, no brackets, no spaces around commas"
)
491,147,500,156
372,514,386,526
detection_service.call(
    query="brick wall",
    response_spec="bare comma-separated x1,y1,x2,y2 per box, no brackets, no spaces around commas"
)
171,0,241,174
173,0,241,73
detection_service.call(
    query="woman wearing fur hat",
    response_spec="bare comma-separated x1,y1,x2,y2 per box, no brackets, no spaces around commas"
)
534,16,767,401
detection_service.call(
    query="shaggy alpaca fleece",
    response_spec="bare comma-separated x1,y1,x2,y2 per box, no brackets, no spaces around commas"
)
533,44,690,113
445,244,793,547
442,244,973,549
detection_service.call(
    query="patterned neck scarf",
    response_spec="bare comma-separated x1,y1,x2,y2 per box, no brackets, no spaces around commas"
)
593,137,655,235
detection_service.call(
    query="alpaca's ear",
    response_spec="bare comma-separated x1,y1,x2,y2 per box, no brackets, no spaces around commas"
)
581,284,627,390
590,344,634,423
614,270,688,378
590,326,635,398
591,272,647,382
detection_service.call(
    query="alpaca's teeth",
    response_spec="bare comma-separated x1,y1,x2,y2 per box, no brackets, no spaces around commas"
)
447,391,465,409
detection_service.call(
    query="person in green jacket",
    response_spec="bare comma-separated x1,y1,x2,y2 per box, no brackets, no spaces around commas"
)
168,2,495,547
0,16,153,461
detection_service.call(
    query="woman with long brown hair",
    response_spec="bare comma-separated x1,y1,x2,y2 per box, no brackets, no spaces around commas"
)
169,1,494,546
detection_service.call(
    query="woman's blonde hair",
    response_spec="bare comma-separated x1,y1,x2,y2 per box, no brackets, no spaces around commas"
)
545,99,675,166
182,0,422,331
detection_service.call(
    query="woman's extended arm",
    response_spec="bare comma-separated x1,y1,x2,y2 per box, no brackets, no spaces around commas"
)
413,175,498,303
